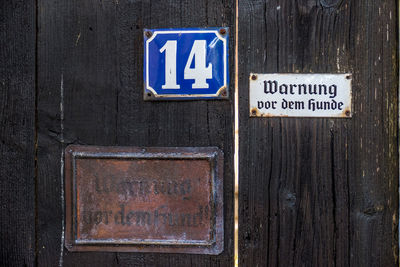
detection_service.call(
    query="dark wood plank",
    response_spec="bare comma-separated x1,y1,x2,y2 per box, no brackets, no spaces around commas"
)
37,0,234,266
0,1,36,266
238,0,398,266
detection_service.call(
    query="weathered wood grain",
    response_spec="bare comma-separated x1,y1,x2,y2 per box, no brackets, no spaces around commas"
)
0,1,36,266
37,0,234,266
238,0,398,266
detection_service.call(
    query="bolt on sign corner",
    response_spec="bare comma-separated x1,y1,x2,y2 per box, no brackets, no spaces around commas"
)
64,145,224,255
249,73,352,118
144,28,229,100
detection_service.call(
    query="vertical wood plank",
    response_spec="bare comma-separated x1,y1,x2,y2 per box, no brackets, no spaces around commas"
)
238,0,398,266
37,0,234,266
0,1,36,266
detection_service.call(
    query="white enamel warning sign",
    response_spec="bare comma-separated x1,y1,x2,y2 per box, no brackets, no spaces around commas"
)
249,73,352,118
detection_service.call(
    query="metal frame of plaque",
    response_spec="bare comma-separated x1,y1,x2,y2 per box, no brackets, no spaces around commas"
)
65,146,224,255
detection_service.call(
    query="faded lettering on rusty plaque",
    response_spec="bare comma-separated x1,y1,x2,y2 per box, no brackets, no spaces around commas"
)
65,146,224,254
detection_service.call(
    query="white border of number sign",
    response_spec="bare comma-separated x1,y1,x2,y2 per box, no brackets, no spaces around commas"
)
145,29,228,98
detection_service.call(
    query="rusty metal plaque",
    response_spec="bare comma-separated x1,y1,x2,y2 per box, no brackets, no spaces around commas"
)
65,146,224,254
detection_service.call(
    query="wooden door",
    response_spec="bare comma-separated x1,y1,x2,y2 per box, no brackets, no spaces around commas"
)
1,0,398,266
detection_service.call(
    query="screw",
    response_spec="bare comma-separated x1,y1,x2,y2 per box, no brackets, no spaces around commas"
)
251,109,257,115
346,75,351,80
345,110,350,117
219,28,226,35
147,92,152,97
221,90,227,97
145,31,152,38
251,74,257,80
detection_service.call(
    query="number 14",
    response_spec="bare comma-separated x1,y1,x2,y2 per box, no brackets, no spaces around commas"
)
159,40,212,89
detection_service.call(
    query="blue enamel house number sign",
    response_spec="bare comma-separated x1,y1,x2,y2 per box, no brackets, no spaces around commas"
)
144,28,229,100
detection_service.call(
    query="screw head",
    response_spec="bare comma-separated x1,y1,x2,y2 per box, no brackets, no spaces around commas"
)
345,110,350,116
147,92,152,97
219,28,226,35
251,74,257,80
145,31,152,38
221,89,227,97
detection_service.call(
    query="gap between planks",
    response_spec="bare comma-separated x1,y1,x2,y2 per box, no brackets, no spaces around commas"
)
234,0,239,265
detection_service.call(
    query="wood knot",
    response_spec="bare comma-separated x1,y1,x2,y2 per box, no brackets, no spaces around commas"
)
362,205,384,217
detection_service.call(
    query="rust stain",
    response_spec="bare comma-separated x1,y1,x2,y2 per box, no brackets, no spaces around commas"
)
250,107,259,117
342,107,352,118
65,145,224,254
250,74,258,81
249,107,289,118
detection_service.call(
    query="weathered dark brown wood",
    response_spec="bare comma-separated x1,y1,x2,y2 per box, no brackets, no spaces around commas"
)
0,1,36,266
239,1,398,266
37,0,234,266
